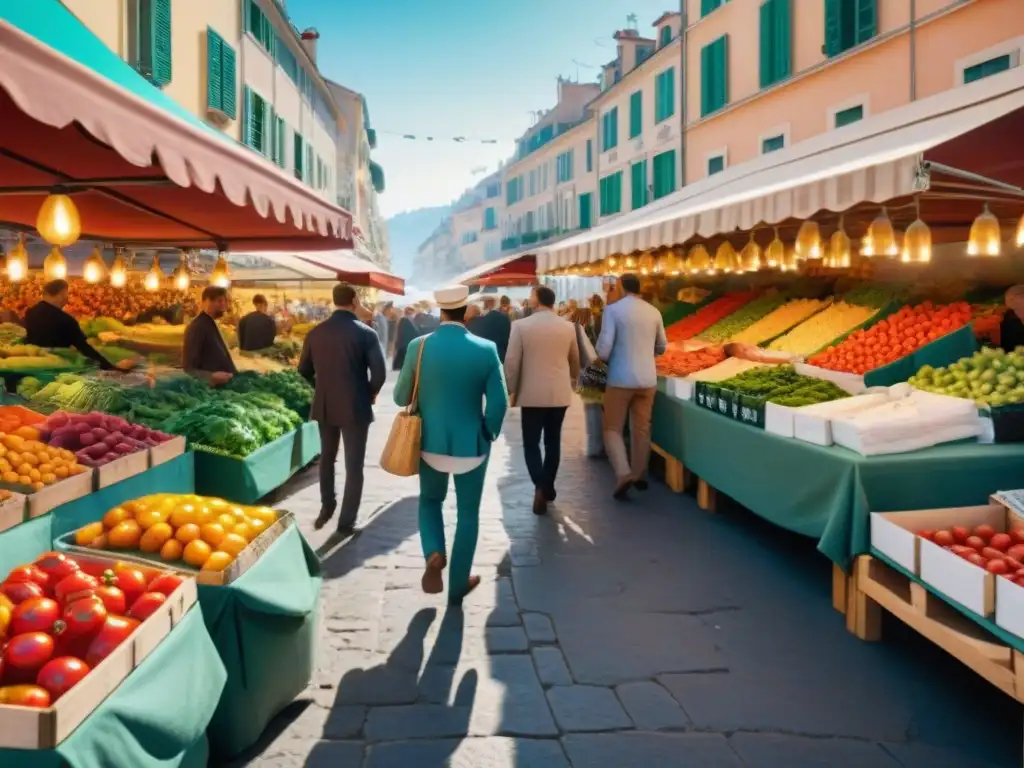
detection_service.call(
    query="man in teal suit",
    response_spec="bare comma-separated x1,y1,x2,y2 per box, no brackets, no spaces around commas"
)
394,285,509,606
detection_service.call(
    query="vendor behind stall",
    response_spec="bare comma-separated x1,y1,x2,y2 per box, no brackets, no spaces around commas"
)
183,286,237,385
237,294,276,351
25,279,116,370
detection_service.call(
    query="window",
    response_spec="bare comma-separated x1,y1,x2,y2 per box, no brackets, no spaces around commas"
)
206,28,237,119
655,68,675,123
486,182,501,198
762,134,786,153
586,140,593,172
601,107,619,152
701,0,724,17
631,160,648,210
275,34,299,84
636,45,654,67
131,0,172,87
653,150,677,199
246,0,275,52
293,132,304,181
599,171,623,216
700,36,729,117
759,0,792,89
269,111,286,167
528,170,536,196
557,150,574,183
707,154,726,176
484,207,497,230
306,142,314,183
579,193,593,230
964,54,1013,84
542,163,549,190
824,0,877,58
834,104,864,128
506,176,523,205
629,91,643,139
659,26,672,48
243,86,268,154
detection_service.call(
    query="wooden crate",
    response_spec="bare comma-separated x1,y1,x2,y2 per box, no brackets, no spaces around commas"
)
0,491,26,534
148,436,186,468
0,557,197,750
650,443,688,494
25,471,94,519
845,555,1024,702
94,451,149,490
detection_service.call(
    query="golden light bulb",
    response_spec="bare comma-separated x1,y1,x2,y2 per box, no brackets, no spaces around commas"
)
1016,212,1024,249
861,208,898,258
36,192,82,247
6,238,28,282
827,222,852,268
174,267,191,291
43,245,68,281
765,229,785,268
144,254,163,292
82,247,106,284
794,220,822,261
210,253,231,288
967,203,1002,257
903,218,932,263
110,252,127,287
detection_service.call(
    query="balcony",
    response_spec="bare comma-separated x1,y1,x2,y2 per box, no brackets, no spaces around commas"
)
369,161,385,193
515,120,585,161
366,127,377,149
501,228,565,253
501,235,522,252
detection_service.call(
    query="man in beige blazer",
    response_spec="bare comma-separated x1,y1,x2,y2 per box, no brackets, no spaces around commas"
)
504,285,581,514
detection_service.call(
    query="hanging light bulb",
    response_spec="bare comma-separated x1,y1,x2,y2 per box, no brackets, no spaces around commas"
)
1015,212,1024,249
794,220,823,261
210,252,231,288
173,251,191,291
765,228,785,268
666,248,684,276
779,244,799,272
827,218,852,268
110,249,128,287
6,237,28,282
740,233,762,272
967,203,1001,257
36,189,82,247
687,244,712,274
82,247,106,284
713,241,740,273
638,252,656,276
144,254,163,292
43,245,68,281
607,255,619,272
902,203,932,263
861,207,898,257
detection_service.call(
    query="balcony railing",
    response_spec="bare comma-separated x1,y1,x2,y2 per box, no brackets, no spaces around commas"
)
500,228,568,253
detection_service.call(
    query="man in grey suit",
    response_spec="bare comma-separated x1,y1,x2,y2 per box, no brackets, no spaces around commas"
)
298,284,387,533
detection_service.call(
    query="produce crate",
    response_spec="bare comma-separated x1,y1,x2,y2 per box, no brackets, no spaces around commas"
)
57,511,295,587
0,556,197,750
94,450,150,490
0,490,26,534
148,435,187,467
863,323,978,388
0,470,95,519
0,404,46,425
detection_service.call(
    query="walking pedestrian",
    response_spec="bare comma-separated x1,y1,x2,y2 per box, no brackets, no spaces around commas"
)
394,285,508,605
298,284,386,533
468,295,512,362
596,273,667,500
374,302,393,355
392,306,420,371
504,285,580,515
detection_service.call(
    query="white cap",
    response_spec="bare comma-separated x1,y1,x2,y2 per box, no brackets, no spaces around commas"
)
434,285,470,310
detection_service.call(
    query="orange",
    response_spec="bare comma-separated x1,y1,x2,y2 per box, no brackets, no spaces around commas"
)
200,523,225,547
74,521,104,547
139,522,173,553
21,452,39,467
159,539,183,562
2,471,18,484
203,551,234,572
136,506,170,529
5,452,19,467
183,539,212,568
169,503,196,528
216,513,236,530
250,506,277,524
108,519,143,549
27,469,40,483
248,518,269,538
31,481,44,492
175,523,201,544
38,463,53,475
17,475,31,486
218,533,248,557
39,472,56,485
54,466,69,479
16,464,31,477
193,505,216,526
103,506,131,529
88,534,108,550
232,523,252,542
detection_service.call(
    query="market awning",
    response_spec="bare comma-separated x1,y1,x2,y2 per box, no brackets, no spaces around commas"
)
0,0,352,251
538,67,1024,270
255,251,405,295
451,253,537,287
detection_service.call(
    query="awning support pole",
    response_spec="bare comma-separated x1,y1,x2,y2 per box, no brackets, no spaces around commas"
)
924,161,1024,195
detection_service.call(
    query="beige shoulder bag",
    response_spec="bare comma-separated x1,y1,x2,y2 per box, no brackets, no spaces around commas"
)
380,339,426,476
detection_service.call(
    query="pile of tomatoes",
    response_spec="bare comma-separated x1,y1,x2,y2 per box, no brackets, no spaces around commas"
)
0,552,183,708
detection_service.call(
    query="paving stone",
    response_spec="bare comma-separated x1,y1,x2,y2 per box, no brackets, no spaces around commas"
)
263,740,363,767
730,732,901,767
523,613,557,643
614,681,689,730
365,736,569,768
546,685,631,732
531,647,573,686
880,742,1014,768
562,732,743,767
364,704,471,741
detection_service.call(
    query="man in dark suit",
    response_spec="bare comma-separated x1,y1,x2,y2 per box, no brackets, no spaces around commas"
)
392,306,420,371
298,284,387,533
468,296,512,362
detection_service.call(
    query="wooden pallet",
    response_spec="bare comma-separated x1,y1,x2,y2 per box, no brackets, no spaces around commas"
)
650,443,689,493
846,555,1024,702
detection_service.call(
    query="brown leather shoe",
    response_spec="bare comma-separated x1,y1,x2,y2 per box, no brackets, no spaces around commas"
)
533,488,548,515
613,477,632,501
421,552,447,594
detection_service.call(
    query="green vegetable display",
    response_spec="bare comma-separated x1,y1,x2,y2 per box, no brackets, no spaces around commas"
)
910,346,1024,407
698,294,789,342
840,284,908,309
716,365,851,407
223,371,313,415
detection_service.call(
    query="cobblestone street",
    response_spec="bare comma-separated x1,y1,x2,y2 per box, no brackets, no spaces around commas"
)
229,379,1020,768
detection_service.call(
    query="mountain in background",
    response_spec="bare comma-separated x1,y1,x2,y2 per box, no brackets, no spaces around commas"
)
385,205,450,283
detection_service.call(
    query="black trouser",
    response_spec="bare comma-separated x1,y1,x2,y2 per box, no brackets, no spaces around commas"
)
520,406,568,497
318,421,369,529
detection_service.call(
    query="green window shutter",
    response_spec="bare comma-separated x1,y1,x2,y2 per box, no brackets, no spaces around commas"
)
579,193,592,230
854,0,876,45
659,26,671,48
220,43,237,119
824,0,843,57
834,104,863,127
206,29,223,111
656,68,675,123
707,154,725,175
631,160,647,210
484,208,496,230
760,0,792,89
276,117,286,168
653,150,676,199
306,142,314,183
294,133,303,180
759,0,773,88
613,172,622,214
715,37,729,112
700,44,711,117
612,107,618,147
964,54,1013,83
629,91,642,139
151,0,172,86
702,37,729,116
762,134,785,153
701,0,722,17
243,85,254,147
269,108,279,164
586,140,593,171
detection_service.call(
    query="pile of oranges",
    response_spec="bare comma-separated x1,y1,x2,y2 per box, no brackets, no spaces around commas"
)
0,433,87,491
74,494,278,573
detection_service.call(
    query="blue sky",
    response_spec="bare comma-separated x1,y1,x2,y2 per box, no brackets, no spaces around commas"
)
286,0,677,217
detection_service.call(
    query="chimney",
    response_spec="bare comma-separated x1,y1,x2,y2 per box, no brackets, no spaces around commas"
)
300,28,319,64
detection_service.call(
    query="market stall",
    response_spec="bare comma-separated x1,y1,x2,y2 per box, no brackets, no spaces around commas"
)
452,252,538,287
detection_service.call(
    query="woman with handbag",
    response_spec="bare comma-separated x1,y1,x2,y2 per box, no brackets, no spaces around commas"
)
387,285,509,606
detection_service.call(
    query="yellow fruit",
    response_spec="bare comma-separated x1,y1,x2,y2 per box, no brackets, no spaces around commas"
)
159,539,183,561
16,464,31,477
218,533,248,557
216,513,236,530
103,506,131,529
183,539,212,568
31,481,44,491
250,506,277,524
38,463,53,475
108,519,143,549
730,299,828,345
140,522,173,553
230,506,246,521
2,434,24,451
21,452,39,467
248,518,269,538
208,498,228,510
169,503,196,528
175,523,201,544
193,505,216,526
203,551,234,572
17,475,31,486
135,505,171,529
27,469,40,483
2,471,18,484
75,521,105,546
54,466,69,479
768,301,876,355
89,534,108,550
40,472,56,485
200,523,226,547
5,452,19,466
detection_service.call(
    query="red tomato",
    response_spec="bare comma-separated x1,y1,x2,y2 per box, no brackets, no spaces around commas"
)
967,553,986,567
93,586,126,615
54,573,100,606
991,533,1013,552
103,568,146,609
84,616,138,668
35,657,90,701
950,545,973,557
6,565,49,591
982,547,1006,561
0,684,50,708
9,597,60,636
4,633,55,680
966,536,987,552
33,553,80,586
987,559,1009,574
951,526,970,544
932,530,954,547
62,596,107,639
917,529,935,541
128,592,166,621
1007,545,1024,561
145,574,183,598
1011,530,1024,545
973,524,996,542
0,580,44,605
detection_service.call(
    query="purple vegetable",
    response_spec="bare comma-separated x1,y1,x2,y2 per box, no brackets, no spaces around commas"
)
79,432,96,447
113,443,134,455
90,427,109,441
48,435,66,449
72,422,91,434
86,443,108,460
85,412,103,428
103,452,119,462
108,431,124,444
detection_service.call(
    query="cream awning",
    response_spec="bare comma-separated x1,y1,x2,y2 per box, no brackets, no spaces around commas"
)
538,66,1024,271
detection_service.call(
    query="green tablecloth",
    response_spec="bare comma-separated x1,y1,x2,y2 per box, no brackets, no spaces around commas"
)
199,524,321,759
194,421,321,504
653,392,1024,570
